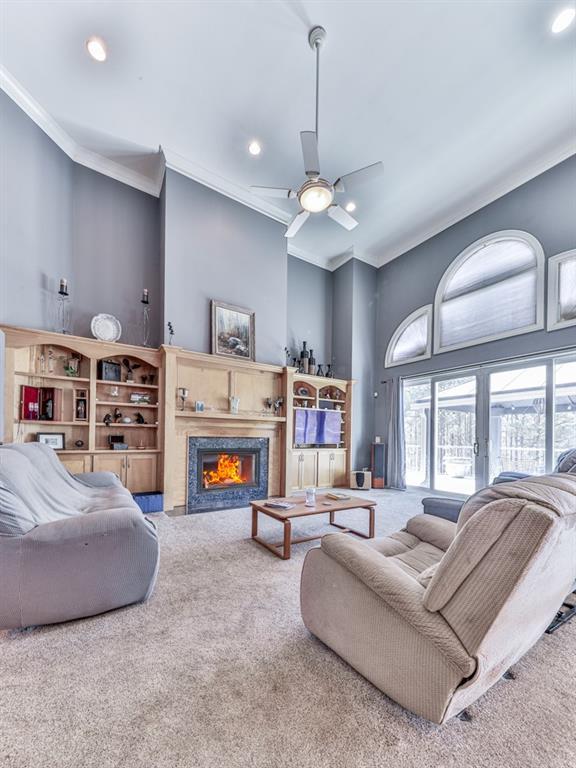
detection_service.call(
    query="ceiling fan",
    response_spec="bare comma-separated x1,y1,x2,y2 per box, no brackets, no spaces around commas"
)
252,26,384,239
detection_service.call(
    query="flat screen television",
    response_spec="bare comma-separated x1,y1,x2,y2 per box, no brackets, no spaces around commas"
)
294,409,342,445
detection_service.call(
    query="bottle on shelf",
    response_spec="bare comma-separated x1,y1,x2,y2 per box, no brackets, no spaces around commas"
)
300,341,310,374
308,349,316,376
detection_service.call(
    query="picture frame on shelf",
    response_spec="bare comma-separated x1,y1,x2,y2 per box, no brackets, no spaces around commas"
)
37,432,65,450
211,300,255,361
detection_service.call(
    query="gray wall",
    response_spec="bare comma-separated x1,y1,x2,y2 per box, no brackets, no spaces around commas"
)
163,169,287,364
72,164,161,346
351,260,378,469
331,259,378,469
375,154,576,435
287,256,333,368
0,90,73,330
0,91,162,346
331,260,354,380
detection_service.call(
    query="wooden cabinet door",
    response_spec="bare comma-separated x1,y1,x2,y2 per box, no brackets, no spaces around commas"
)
331,452,347,487
290,452,303,490
60,454,92,475
301,451,318,488
93,454,127,484
316,452,332,487
126,454,158,493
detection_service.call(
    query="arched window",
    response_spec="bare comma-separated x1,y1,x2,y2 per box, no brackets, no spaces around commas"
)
385,305,432,368
548,250,576,331
434,231,544,354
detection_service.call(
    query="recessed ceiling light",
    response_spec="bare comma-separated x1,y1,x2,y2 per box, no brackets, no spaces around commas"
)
86,36,107,62
248,141,262,156
345,201,357,213
551,7,576,33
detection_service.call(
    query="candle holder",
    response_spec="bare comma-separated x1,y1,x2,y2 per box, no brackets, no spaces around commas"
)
178,387,189,411
57,279,71,334
141,289,151,347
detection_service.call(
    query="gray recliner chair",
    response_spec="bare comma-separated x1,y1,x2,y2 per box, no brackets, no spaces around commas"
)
0,442,159,629
301,474,576,723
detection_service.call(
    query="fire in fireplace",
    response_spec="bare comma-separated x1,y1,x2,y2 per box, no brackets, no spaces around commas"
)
188,436,269,513
201,451,257,490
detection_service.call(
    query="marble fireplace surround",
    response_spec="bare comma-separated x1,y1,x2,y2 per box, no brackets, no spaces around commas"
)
187,436,269,513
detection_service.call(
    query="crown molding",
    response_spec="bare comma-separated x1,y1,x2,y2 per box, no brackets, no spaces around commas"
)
372,140,576,269
286,243,332,270
163,147,292,225
0,65,163,197
0,64,77,158
3,64,573,273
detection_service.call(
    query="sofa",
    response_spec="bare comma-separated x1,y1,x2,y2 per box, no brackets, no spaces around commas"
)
0,442,159,629
300,473,576,723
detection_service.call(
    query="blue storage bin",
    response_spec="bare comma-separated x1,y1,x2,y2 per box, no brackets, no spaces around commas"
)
133,492,164,514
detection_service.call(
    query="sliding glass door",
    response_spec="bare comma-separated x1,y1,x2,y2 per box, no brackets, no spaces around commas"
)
554,357,576,463
434,376,478,495
402,350,576,495
488,365,547,480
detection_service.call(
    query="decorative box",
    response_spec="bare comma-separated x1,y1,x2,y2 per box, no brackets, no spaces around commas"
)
132,492,164,514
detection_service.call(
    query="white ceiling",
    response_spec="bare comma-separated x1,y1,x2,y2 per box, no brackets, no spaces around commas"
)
1,0,575,269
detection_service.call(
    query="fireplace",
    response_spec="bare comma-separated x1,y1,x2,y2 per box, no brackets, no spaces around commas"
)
187,437,268,513
200,450,258,491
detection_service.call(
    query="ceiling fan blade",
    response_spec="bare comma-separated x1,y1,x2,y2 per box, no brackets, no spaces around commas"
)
251,186,297,199
327,204,358,231
285,210,310,238
334,161,384,193
300,131,320,177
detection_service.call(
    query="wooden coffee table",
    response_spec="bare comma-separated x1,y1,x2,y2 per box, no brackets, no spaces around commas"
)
250,494,377,560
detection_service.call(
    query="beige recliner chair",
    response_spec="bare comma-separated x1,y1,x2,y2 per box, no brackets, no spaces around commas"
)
300,474,576,723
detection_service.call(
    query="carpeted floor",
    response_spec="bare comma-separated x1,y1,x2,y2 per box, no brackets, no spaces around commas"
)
1,489,575,768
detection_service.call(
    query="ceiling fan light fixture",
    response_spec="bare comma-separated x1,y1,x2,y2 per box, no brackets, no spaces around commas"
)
298,179,334,213
345,201,357,213
86,35,107,62
551,7,575,33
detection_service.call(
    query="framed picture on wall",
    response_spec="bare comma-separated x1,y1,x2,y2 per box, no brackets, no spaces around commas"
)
36,432,66,450
211,300,255,361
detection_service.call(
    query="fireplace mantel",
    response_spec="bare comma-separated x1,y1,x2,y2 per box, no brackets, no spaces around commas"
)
175,411,285,422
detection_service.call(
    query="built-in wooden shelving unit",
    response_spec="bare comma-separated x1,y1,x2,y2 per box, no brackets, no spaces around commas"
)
1,326,163,494
284,369,353,492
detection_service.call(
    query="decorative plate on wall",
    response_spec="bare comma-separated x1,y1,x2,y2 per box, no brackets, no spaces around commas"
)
91,314,122,343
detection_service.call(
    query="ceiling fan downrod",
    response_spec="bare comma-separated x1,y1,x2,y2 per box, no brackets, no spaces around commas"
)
308,26,326,145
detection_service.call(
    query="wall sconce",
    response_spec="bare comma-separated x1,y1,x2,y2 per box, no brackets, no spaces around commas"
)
178,387,189,411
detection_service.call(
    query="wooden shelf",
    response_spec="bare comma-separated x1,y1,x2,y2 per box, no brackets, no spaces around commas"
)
18,420,89,426
15,372,90,383
97,423,157,428
319,398,346,404
96,401,158,408
92,449,161,454
96,379,158,389
175,411,286,422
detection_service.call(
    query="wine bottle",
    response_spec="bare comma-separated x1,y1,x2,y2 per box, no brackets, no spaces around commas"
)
309,349,316,375
300,341,309,374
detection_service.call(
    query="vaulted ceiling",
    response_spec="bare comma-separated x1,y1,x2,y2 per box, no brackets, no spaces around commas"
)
1,1,574,269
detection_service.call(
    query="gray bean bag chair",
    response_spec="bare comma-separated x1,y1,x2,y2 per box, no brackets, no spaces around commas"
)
0,442,159,629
